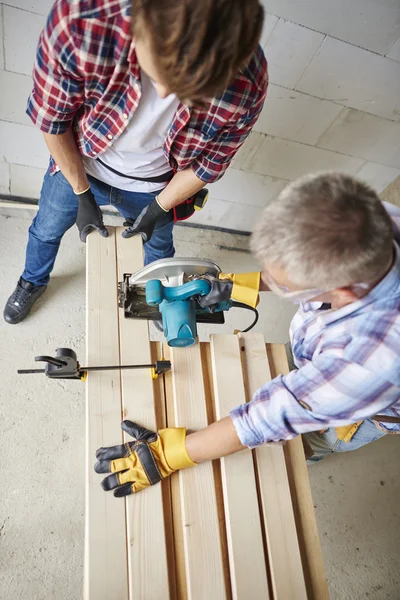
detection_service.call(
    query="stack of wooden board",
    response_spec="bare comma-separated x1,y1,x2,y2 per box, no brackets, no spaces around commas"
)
85,227,329,600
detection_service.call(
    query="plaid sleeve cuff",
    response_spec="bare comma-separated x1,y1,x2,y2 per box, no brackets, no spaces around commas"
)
27,92,74,134
230,404,269,449
190,156,229,184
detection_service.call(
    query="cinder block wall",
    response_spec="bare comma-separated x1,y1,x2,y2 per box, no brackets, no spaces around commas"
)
1,0,400,231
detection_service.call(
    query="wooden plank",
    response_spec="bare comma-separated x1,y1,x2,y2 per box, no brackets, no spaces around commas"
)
267,344,330,600
239,334,307,599
84,227,128,600
163,344,188,600
199,343,233,600
151,341,178,600
169,342,226,600
116,230,170,599
209,334,270,600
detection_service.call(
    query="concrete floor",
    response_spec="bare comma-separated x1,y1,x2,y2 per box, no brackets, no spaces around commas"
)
0,209,399,600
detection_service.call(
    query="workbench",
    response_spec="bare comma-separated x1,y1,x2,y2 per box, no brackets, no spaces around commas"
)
84,226,329,600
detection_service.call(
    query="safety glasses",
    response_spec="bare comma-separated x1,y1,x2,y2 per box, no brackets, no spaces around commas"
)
262,269,370,304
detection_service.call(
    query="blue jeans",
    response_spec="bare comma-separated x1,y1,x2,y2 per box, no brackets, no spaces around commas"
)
22,169,175,286
304,420,387,463
285,344,388,462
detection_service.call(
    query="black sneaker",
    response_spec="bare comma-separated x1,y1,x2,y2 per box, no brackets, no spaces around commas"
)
3,277,47,324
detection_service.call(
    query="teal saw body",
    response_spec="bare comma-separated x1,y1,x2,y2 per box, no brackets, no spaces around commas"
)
118,257,227,347
146,278,231,347
118,257,257,348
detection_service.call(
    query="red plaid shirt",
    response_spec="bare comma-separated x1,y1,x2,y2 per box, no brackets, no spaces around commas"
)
27,0,268,183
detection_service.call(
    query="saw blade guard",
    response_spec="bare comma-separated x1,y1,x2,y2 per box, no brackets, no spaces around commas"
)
126,257,221,288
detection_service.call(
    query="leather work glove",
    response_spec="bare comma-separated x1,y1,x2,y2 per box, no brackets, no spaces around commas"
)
122,197,169,243
76,187,108,243
198,272,261,309
94,420,196,496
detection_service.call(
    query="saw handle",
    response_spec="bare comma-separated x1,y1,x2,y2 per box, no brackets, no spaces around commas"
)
146,279,211,305
145,280,212,348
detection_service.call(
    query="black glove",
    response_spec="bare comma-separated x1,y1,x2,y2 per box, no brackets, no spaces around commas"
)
76,188,108,243
122,198,168,243
197,276,233,308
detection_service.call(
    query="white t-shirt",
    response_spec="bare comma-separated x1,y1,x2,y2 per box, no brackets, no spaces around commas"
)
83,72,179,192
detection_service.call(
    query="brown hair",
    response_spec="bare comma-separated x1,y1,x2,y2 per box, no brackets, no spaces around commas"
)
132,0,264,103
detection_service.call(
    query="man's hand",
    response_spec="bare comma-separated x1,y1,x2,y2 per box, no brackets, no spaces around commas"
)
122,197,169,243
76,187,108,243
197,275,234,308
198,272,261,309
94,420,196,496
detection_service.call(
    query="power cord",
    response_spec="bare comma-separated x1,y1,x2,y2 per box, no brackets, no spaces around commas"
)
231,301,259,333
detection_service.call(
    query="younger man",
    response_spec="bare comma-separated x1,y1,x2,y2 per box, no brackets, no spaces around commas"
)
4,0,267,324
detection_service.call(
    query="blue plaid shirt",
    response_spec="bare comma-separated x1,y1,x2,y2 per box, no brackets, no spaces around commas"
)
231,202,400,447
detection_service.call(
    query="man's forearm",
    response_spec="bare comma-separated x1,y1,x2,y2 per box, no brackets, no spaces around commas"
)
157,167,206,210
43,129,89,193
185,416,245,463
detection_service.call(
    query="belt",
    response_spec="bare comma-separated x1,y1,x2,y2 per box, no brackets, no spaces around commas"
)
96,158,173,184
371,414,400,423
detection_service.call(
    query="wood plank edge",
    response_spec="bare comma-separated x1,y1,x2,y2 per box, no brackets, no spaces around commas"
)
151,342,178,600
163,344,188,600
84,228,129,600
267,344,330,600
200,342,233,600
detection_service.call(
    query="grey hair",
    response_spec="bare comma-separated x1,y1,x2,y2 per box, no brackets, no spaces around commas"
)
250,172,394,289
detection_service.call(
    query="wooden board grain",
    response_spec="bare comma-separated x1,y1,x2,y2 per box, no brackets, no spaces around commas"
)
84,228,128,600
163,344,188,600
85,234,327,600
209,334,270,600
169,342,226,600
240,334,307,600
267,343,330,600
151,342,178,600
116,230,170,600
199,343,233,600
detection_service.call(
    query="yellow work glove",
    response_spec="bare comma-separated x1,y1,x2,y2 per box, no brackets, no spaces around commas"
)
95,420,196,496
218,272,260,308
197,272,260,309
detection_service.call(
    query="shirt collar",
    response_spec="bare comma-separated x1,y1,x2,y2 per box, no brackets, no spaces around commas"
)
306,242,400,326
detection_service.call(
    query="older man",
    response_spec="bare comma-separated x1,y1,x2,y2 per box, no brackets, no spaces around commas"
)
94,172,400,496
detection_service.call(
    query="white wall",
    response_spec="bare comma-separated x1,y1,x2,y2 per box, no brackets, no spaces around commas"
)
1,0,400,231
0,2,51,198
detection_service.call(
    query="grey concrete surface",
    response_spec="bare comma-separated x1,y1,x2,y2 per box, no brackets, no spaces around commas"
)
309,439,400,600
0,209,399,600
